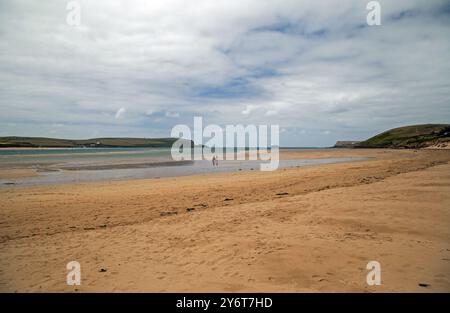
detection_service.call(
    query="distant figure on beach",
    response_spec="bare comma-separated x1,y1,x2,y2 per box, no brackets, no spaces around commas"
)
211,155,219,167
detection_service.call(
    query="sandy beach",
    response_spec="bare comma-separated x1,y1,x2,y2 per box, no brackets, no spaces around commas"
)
0,148,449,292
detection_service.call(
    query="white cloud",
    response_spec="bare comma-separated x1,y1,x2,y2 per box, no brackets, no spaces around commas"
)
242,105,256,115
165,111,180,118
115,107,126,119
265,110,278,116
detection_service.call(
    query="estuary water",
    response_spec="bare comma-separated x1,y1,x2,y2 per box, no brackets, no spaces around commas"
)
0,147,366,186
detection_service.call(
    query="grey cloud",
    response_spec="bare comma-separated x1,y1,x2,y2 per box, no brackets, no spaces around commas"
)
0,0,449,146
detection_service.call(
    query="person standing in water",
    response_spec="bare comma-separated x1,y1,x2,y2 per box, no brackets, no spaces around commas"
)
212,155,216,167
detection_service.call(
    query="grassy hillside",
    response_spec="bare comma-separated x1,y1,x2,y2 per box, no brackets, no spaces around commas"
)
0,136,192,148
357,124,450,149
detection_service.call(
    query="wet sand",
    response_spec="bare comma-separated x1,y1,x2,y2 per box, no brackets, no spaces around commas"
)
0,148,367,186
0,149,449,292
0,169,39,180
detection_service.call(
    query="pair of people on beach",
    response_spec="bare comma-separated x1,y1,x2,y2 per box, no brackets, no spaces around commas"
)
212,155,219,167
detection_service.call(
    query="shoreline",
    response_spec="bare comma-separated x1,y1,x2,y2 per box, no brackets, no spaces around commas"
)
0,148,375,184
0,157,369,187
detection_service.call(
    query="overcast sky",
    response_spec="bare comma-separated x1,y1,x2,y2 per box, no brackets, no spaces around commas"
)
0,0,449,146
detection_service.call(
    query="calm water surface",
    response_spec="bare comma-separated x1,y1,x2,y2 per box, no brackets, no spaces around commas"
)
0,148,366,186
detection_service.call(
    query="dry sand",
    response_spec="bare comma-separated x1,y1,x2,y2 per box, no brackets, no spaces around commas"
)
0,149,449,292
